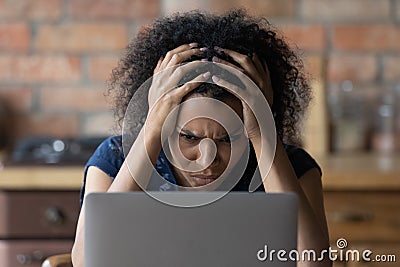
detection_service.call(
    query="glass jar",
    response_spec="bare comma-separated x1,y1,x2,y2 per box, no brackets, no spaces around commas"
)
371,88,397,154
328,81,369,153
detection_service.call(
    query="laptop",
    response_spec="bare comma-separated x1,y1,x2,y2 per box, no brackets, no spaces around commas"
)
85,192,298,267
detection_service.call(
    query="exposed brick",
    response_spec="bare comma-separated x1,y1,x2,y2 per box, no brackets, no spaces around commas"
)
210,0,295,18
70,0,160,19
333,25,400,51
0,56,80,83
279,25,325,52
383,56,400,81
0,87,33,111
0,0,62,20
397,0,400,20
301,0,390,21
162,0,209,14
36,24,128,53
40,87,109,112
327,55,377,82
88,56,120,82
304,55,324,81
17,114,80,138
82,112,115,136
0,24,30,52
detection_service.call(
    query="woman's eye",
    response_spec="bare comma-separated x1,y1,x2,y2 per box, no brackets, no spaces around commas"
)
179,133,199,142
218,134,242,143
218,136,231,143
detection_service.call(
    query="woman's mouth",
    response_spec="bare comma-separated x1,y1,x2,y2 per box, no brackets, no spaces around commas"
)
190,174,218,186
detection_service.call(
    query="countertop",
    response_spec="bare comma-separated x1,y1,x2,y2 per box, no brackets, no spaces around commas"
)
0,153,399,190
0,166,83,190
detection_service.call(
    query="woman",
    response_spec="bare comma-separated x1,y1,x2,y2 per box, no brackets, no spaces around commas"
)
72,9,331,266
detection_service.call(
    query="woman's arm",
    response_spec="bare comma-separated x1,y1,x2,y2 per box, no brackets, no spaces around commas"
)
252,137,331,267
71,167,112,267
71,129,159,267
211,48,331,266
71,44,208,267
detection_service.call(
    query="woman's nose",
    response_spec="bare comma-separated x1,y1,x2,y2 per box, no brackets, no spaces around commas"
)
196,138,217,168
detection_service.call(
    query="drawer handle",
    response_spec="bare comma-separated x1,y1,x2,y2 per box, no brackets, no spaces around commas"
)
16,250,45,265
44,207,65,225
328,211,374,223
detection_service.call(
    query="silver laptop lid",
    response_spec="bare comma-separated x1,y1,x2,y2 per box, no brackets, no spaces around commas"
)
85,192,297,267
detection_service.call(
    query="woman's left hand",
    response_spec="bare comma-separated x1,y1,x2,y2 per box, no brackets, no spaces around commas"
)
211,47,273,141
212,47,273,106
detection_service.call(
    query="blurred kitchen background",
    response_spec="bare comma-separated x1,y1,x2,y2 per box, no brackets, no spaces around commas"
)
0,1,400,267
1,0,400,165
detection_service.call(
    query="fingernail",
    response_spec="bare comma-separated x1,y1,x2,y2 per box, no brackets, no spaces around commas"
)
214,46,223,51
200,47,208,52
189,42,198,48
212,56,220,63
212,75,220,82
203,72,211,79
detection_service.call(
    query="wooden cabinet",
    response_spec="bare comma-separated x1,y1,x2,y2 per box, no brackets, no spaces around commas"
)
1,157,399,267
320,154,400,267
0,167,82,267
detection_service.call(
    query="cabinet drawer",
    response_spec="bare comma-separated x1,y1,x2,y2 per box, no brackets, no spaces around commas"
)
346,243,400,267
0,191,80,238
0,240,73,267
324,192,400,242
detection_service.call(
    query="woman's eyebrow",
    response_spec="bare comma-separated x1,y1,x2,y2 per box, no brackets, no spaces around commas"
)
177,127,202,138
177,126,244,139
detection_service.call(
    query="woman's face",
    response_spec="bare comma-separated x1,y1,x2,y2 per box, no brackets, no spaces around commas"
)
168,94,247,188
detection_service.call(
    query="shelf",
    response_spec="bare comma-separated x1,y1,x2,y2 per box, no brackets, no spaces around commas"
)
1,153,399,190
318,153,400,191
0,166,83,190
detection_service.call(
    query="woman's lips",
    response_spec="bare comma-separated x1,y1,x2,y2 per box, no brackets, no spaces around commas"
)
190,175,218,186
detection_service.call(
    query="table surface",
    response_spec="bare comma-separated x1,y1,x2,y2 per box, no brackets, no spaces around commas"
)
0,153,399,190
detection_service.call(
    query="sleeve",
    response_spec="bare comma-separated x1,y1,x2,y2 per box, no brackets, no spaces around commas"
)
79,135,124,207
284,144,322,178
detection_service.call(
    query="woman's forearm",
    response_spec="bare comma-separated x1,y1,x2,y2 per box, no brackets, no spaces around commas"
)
72,129,163,267
251,137,331,266
108,128,162,192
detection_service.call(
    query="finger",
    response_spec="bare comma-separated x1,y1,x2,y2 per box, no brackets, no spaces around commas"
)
169,60,205,82
211,56,244,73
166,47,206,68
167,71,211,102
211,75,250,102
252,54,266,75
160,43,200,70
251,54,272,88
153,56,164,74
252,54,273,104
216,47,263,86
211,63,261,95
150,61,205,106
215,47,254,69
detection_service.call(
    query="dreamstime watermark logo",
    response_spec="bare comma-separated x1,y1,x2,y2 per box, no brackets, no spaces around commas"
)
257,238,397,263
122,61,276,207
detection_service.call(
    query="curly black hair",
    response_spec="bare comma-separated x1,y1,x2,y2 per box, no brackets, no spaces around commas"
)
108,9,311,145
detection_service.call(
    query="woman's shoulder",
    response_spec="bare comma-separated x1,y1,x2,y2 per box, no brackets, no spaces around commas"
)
84,135,124,180
97,135,123,153
283,144,322,178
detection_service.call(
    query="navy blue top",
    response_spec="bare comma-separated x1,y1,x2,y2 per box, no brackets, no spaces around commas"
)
80,135,321,206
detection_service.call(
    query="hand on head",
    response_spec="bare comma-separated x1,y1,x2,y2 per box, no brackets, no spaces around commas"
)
149,43,273,142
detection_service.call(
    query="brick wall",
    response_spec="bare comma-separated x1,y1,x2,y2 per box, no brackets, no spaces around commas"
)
0,0,398,146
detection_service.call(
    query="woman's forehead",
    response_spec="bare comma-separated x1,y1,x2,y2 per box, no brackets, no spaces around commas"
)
177,96,243,131
179,95,242,117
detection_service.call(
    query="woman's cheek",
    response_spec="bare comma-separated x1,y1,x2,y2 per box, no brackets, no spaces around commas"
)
221,137,248,168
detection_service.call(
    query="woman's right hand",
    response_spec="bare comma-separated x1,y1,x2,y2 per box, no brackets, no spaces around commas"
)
145,43,210,139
